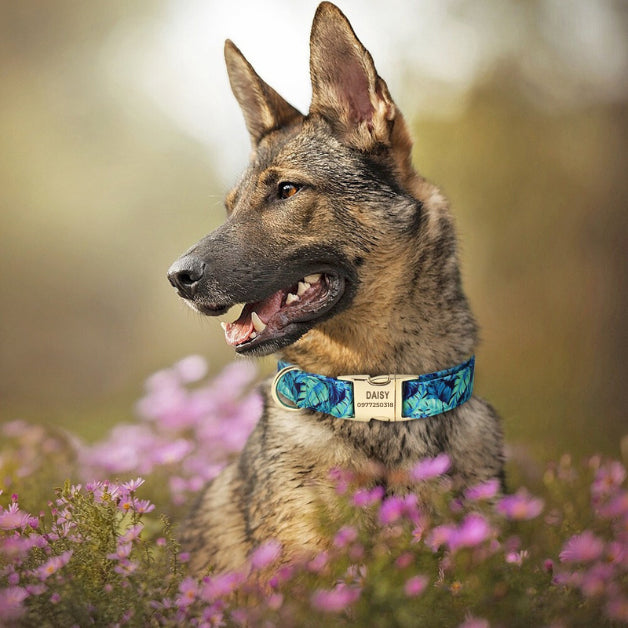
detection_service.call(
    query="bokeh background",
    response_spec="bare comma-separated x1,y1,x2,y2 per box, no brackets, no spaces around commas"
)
1,0,626,462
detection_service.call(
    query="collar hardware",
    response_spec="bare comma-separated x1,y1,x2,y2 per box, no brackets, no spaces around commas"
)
337,374,415,422
271,356,475,422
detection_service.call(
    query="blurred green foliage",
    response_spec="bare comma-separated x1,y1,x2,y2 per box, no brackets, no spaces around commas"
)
0,1,626,461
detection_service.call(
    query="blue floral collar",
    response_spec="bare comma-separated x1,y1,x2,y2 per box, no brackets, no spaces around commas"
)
271,356,474,422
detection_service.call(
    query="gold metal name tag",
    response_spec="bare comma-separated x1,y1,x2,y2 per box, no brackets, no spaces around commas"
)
338,374,415,422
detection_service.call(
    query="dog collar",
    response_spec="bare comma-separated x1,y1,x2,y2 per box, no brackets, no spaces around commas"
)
271,356,474,422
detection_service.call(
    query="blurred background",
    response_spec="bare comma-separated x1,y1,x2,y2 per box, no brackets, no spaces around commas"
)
1,0,626,462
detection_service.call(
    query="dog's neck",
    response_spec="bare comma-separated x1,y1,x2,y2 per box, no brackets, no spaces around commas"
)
280,185,477,378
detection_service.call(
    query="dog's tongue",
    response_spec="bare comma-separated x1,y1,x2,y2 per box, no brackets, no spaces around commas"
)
223,291,285,346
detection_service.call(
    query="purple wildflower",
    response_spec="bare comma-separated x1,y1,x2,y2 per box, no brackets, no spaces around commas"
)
379,496,405,524
311,584,361,612
0,586,28,621
379,494,418,525
496,489,544,520
448,513,492,551
201,571,244,602
107,542,132,561
267,593,283,611
174,355,208,383
396,552,414,569
352,485,385,507
411,453,451,481
35,550,73,581
176,577,199,608
132,499,155,514
464,478,500,501
580,563,614,597
426,523,456,551
249,540,282,570
598,490,628,519
559,530,605,563
459,617,490,628
333,525,358,548
0,503,39,531
328,467,354,495
505,550,529,566
591,461,626,498
606,595,628,622
121,477,145,492
307,551,329,574
404,575,428,597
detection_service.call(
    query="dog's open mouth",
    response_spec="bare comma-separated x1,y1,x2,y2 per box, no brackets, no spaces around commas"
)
221,272,344,352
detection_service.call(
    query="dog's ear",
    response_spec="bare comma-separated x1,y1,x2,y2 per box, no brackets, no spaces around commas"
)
225,40,303,145
309,2,399,150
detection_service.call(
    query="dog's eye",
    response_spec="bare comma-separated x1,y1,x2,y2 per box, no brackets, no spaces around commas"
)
278,182,300,200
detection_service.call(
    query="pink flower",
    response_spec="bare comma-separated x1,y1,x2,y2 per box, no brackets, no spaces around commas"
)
307,551,329,573
107,542,132,561
176,577,199,608
606,595,628,622
411,453,451,481
379,494,418,525
174,355,208,383
591,461,626,498
580,563,614,597
311,584,360,612
448,513,492,551
598,490,628,519
121,478,145,492
559,531,605,563
0,503,39,531
496,489,544,520
395,552,414,569
132,499,155,514
459,617,490,628
201,571,244,602
250,540,282,570
426,524,456,551
404,575,428,597
505,550,529,566
35,550,72,580
379,496,405,524
333,525,358,548
0,586,28,621
464,478,500,501
352,486,385,507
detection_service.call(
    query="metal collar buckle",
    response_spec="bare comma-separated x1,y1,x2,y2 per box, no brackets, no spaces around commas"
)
338,374,415,422
271,365,303,411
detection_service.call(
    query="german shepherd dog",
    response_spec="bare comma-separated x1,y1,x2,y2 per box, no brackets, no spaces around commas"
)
168,2,504,575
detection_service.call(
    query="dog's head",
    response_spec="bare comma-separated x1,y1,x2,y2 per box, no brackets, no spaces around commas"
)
168,2,422,357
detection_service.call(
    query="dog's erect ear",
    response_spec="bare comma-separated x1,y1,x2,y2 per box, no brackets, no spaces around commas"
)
309,2,397,150
225,40,303,145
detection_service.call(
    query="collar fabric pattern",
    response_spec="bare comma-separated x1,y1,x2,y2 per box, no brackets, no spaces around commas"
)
273,356,475,421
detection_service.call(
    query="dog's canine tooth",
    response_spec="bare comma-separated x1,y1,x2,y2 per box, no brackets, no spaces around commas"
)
250,331,257,339
304,273,322,284
251,311,267,333
220,322,228,331
286,293,300,305
297,281,310,296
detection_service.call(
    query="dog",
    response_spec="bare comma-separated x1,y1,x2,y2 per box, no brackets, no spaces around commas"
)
167,2,504,575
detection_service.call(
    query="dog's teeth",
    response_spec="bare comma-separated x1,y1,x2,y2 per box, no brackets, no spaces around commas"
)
250,331,257,339
286,293,300,305
304,273,321,284
251,311,267,333
297,281,310,296
220,322,228,331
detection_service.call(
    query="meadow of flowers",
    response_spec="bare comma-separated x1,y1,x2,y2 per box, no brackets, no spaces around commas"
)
1,356,627,626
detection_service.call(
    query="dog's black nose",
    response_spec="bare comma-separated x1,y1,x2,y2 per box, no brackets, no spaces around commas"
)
167,256,206,299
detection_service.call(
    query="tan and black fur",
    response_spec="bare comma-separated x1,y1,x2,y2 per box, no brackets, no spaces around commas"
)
167,2,504,575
